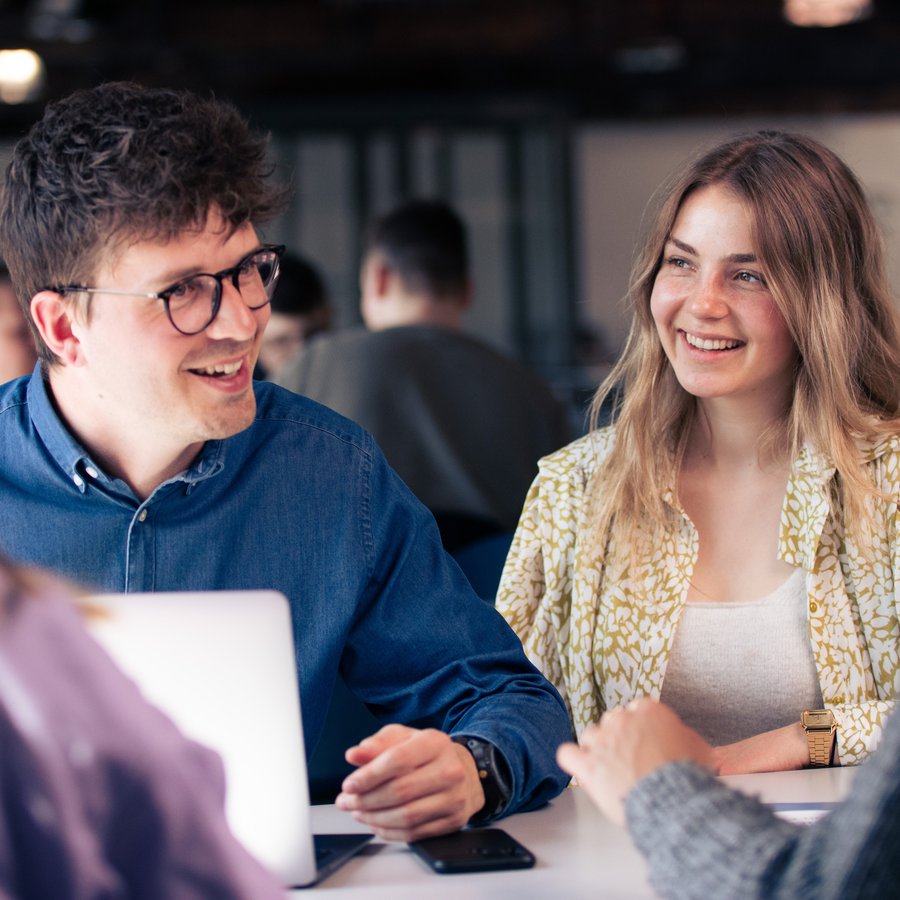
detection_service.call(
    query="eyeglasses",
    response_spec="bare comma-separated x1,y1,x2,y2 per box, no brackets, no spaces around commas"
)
49,244,285,335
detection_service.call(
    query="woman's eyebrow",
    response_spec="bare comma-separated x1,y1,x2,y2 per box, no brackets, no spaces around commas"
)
666,236,757,265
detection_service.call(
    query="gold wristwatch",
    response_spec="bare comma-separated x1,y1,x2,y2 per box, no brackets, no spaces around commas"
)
801,709,837,767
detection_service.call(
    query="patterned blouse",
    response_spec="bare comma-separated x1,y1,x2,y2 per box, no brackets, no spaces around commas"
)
497,427,900,764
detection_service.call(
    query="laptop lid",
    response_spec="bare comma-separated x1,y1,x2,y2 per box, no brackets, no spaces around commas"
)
85,589,363,887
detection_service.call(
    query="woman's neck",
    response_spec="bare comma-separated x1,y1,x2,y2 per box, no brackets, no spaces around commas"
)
685,398,790,472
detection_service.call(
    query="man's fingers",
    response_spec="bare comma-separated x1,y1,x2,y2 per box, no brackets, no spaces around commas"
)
340,728,457,798
340,747,470,812
344,723,414,766
348,790,470,842
367,814,463,843
336,729,483,841
343,724,421,790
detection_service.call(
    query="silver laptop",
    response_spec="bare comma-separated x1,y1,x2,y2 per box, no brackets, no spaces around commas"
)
85,589,373,888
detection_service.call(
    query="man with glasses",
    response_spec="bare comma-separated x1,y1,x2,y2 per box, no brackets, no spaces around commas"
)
0,82,571,843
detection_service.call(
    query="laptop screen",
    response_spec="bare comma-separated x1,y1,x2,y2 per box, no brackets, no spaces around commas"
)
86,590,318,886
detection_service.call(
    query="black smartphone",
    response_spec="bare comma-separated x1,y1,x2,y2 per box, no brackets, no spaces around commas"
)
408,828,536,874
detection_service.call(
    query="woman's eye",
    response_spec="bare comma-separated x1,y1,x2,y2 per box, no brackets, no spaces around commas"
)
665,256,690,270
736,270,766,285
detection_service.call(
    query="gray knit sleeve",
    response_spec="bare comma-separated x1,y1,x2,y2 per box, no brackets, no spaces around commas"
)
625,712,900,900
626,764,801,899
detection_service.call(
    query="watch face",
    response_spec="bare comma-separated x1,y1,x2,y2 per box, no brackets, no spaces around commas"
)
802,709,835,729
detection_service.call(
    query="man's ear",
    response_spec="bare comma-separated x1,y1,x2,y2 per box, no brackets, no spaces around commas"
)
30,291,83,365
372,259,392,298
359,253,393,329
360,252,392,301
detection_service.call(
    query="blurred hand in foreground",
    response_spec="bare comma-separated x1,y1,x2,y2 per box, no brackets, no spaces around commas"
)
557,698,716,825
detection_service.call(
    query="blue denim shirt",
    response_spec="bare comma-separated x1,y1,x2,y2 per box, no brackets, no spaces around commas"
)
0,367,571,816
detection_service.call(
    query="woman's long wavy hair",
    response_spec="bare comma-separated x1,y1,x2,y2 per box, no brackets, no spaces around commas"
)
588,130,900,555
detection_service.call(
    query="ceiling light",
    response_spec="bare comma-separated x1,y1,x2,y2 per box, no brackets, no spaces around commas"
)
784,0,873,27
0,49,45,104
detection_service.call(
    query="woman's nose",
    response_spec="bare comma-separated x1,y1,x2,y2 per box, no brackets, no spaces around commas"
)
686,274,728,318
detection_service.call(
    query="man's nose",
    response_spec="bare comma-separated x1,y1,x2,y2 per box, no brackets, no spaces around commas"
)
206,278,264,339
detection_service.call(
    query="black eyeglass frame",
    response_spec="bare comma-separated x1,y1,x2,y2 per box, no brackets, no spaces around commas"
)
46,243,286,336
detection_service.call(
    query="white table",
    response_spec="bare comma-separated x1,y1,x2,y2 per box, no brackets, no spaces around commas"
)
287,766,855,898
721,765,854,805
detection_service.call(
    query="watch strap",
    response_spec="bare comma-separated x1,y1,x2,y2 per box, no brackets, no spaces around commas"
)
451,735,512,825
807,728,836,767
801,709,837,767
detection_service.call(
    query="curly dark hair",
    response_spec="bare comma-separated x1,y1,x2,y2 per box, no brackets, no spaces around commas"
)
0,81,289,363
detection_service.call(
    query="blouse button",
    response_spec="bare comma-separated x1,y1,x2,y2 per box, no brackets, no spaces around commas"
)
138,509,148,523
809,600,818,613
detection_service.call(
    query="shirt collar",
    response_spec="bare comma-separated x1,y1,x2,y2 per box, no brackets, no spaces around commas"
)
27,363,225,497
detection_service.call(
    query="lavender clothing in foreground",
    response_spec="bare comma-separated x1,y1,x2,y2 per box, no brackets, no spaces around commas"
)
0,585,283,900
626,711,900,899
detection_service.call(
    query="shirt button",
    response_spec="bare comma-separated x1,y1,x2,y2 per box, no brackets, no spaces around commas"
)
138,509,148,523
85,466,99,479
809,600,818,613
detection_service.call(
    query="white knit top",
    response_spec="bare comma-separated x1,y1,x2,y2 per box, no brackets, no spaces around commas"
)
659,567,823,745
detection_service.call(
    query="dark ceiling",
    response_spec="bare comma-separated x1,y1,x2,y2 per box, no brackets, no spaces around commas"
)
2,0,900,132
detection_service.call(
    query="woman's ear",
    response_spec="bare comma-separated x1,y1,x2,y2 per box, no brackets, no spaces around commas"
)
30,291,83,365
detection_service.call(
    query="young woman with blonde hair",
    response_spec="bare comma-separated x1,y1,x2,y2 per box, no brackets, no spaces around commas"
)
498,131,900,773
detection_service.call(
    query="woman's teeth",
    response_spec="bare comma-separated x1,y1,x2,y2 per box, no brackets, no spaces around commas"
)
684,333,742,351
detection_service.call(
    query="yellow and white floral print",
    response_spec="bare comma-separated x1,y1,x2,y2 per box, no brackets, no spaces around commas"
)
497,428,900,764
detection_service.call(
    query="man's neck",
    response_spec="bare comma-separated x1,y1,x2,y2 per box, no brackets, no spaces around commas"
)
48,369,203,501
365,294,465,332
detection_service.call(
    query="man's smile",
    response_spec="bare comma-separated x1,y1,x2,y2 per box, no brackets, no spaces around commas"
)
188,359,245,377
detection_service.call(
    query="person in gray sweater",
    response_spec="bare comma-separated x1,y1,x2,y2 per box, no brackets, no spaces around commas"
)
558,698,899,899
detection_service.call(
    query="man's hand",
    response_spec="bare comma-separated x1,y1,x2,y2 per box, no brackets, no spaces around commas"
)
335,724,486,841
556,699,715,826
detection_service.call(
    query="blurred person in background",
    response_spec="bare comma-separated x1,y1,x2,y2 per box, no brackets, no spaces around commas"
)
256,251,332,380
276,198,573,553
0,262,37,383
